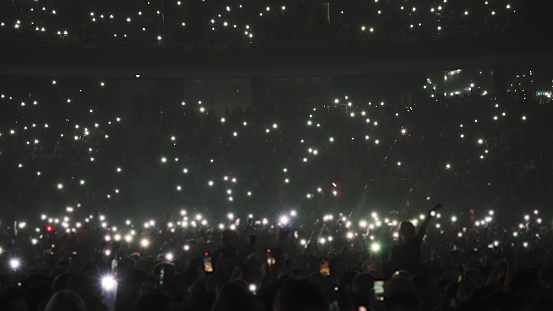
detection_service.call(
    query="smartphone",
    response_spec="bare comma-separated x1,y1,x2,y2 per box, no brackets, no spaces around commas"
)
204,252,213,273
266,249,276,267
319,258,330,277
159,266,165,286
111,258,118,273
101,275,117,311
374,280,385,301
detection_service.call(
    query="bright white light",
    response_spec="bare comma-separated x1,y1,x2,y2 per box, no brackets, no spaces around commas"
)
102,275,117,291
370,243,381,252
10,259,20,270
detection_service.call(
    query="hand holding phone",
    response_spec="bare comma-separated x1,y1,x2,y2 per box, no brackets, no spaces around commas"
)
204,252,213,273
374,280,385,301
429,203,443,217
319,258,330,277
266,249,275,267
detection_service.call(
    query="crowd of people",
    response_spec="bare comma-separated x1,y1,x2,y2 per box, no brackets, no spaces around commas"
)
1,0,553,310
157,87,553,222
0,71,552,310
0,201,553,311
2,75,552,221
0,78,137,218
0,0,551,45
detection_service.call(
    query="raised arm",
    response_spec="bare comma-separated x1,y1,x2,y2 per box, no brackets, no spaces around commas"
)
416,203,442,241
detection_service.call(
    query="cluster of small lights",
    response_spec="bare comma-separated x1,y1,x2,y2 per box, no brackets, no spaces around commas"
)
1,1,548,45
1,200,549,276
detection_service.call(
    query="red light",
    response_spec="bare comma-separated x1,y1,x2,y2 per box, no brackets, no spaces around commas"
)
204,252,209,256
46,225,53,232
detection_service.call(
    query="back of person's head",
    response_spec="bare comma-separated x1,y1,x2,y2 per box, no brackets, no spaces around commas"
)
66,273,97,298
139,276,156,298
242,258,262,283
399,221,416,241
127,268,149,287
133,292,172,311
221,229,239,249
486,292,523,311
26,285,52,311
351,273,375,307
384,276,417,299
341,269,359,288
455,298,498,311
392,270,412,279
411,273,439,309
0,287,28,311
183,266,203,286
215,275,232,298
385,293,421,311
463,269,486,288
509,271,543,306
210,282,263,311
509,272,540,294
53,273,70,292
187,281,207,300
273,279,327,311
473,286,495,300
79,261,100,279
189,256,204,269
304,257,319,276
117,256,137,272
456,279,476,304
45,290,87,311
22,274,50,288
526,296,553,311
329,258,345,279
